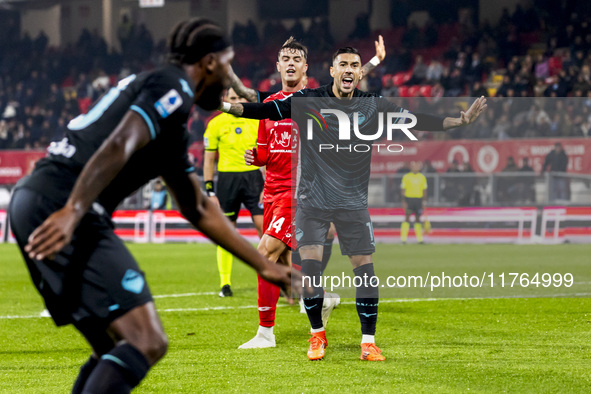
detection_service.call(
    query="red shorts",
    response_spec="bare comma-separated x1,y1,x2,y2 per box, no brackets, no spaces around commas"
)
263,197,295,249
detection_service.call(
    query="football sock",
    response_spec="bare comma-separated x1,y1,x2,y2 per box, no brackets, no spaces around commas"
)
401,221,410,242
301,259,324,330
257,274,280,327
414,222,423,242
217,246,233,287
362,334,375,344
311,327,325,333
319,237,334,274
258,325,273,336
291,249,301,271
82,344,150,394
354,264,379,336
72,355,98,394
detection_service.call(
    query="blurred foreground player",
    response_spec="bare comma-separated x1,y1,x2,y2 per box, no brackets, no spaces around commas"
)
203,88,264,297
401,161,428,244
233,36,386,349
221,46,486,361
9,19,296,393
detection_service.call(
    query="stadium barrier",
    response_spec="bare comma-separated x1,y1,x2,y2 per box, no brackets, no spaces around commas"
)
2,207,589,245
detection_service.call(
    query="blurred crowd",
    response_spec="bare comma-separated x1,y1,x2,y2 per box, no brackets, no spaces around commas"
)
1,0,591,151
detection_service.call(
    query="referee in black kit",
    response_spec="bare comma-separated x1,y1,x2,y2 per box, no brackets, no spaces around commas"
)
9,19,296,393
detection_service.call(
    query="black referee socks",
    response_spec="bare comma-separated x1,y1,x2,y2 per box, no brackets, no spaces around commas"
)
301,259,324,330
82,344,150,394
353,263,379,336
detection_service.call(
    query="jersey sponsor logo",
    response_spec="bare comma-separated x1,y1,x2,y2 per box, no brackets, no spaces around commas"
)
121,269,145,294
154,89,183,118
273,130,291,148
235,127,242,134
47,138,76,158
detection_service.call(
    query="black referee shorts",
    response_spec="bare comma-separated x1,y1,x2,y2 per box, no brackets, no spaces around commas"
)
405,197,424,219
295,206,375,256
217,170,264,221
9,187,153,328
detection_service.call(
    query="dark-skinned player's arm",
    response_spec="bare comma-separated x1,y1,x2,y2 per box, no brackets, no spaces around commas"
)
229,65,259,103
163,170,300,297
220,93,293,120
25,111,151,261
229,66,274,103
361,35,386,77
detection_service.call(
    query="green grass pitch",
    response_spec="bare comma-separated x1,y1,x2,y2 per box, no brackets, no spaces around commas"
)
1,243,590,393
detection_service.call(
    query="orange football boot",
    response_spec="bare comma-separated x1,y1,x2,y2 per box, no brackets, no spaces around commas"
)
307,331,327,360
360,343,385,361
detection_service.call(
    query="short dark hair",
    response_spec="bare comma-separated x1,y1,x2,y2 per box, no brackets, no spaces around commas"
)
332,46,361,62
278,37,308,61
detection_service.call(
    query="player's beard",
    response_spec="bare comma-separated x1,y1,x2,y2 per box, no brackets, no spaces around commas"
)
195,81,224,111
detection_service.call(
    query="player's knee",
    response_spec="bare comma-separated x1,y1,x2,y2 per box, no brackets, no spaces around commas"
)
141,330,168,362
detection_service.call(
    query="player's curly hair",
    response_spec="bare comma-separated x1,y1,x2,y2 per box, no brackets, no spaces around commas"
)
167,18,231,65
332,46,361,62
278,36,308,61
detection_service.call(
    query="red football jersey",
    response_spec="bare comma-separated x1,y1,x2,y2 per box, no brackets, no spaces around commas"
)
254,90,299,203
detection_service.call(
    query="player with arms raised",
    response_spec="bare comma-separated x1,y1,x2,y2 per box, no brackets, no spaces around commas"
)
234,37,386,349
221,46,486,361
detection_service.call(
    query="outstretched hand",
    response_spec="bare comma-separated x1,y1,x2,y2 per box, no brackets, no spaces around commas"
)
258,264,303,304
24,206,80,261
460,96,488,126
374,35,386,61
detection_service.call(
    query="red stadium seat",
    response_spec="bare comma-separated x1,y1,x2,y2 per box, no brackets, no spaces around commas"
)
306,77,320,89
240,77,252,88
409,85,421,97
419,85,432,97
403,71,413,83
397,86,410,97
77,97,92,114
548,56,563,76
392,72,406,86
258,79,271,92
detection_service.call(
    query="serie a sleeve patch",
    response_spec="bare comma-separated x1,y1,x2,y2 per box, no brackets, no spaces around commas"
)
154,89,183,118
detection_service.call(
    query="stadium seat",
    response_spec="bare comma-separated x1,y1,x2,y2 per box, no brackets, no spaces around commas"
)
306,77,320,89
409,85,421,97
419,85,432,97
258,79,271,92
403,71,413,84
397,86,410,97
548,56,563,76
77,97,92,114
393,72,406,86
240,77,252,88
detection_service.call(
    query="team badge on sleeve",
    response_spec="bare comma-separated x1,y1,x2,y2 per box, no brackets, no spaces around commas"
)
155,89,183,118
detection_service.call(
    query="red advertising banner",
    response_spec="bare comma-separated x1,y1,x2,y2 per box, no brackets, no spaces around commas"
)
370,138,591,174
1,138,589,185
0,151,46,184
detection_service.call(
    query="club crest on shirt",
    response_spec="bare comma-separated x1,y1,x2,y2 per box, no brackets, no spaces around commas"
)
155,89,183,118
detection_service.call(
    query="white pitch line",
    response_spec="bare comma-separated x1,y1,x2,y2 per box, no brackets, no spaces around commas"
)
153,292,217,299
3,293,591,320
